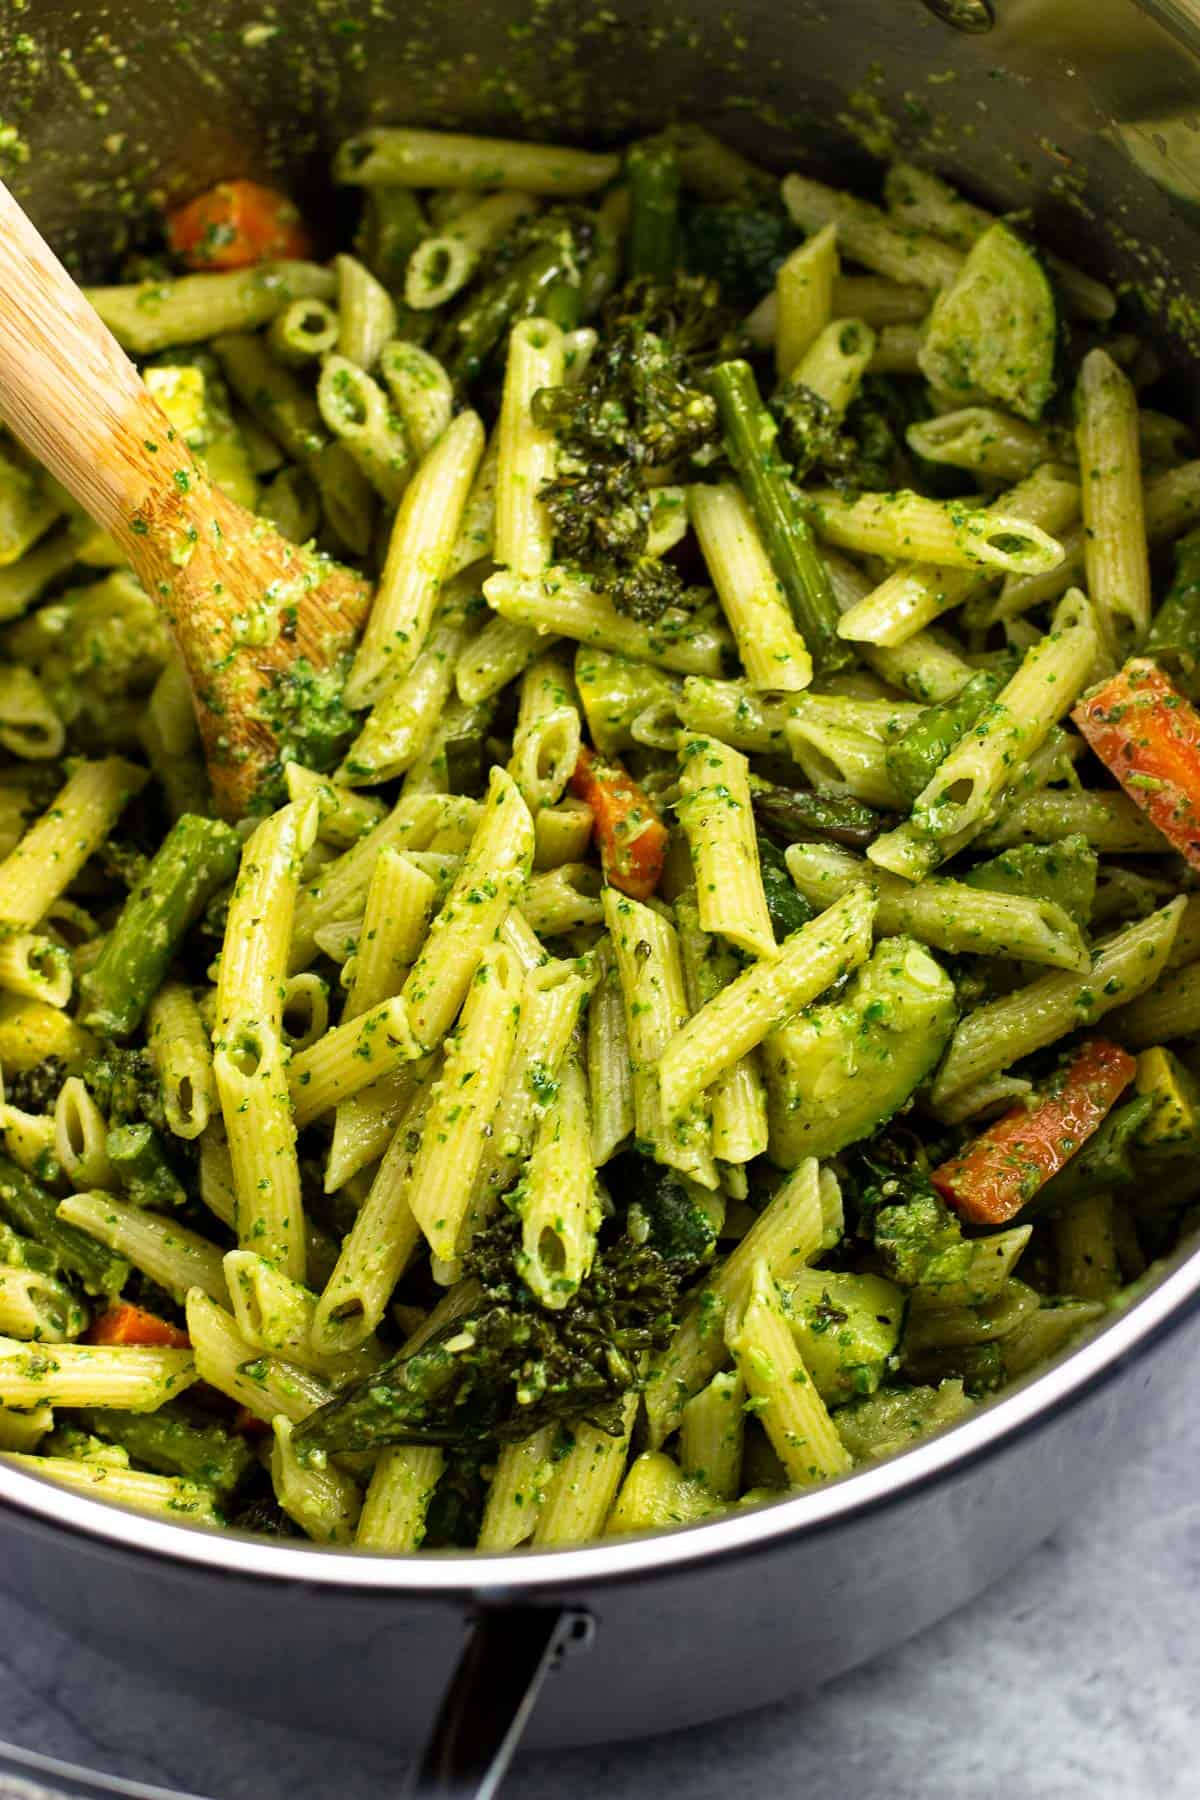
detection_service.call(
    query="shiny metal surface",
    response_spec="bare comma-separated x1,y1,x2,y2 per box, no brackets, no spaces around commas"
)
0,0,1199,1755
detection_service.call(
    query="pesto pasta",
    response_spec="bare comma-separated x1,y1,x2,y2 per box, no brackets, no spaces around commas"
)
0,122,1195,1555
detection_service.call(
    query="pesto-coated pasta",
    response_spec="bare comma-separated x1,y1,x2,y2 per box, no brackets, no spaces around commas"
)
0,121,1192,1559
677,735,776,960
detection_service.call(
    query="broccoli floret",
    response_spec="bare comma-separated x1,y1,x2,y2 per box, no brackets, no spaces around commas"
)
489,203,599,286
228,1478,303,1539
7,1055,69,1115
97,838,151,891
292,1212,682,1457
613,1152,718,1278
421,1453,489,1550
82,1043,166,1134
771,365,925,495
770,376,853,482
851,1146,975,1290
870,1188,972,1290
532,276,725,622
253,652,358,810
683,203,793,304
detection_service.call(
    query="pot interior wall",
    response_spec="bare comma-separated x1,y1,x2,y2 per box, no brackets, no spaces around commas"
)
2,0,1200,362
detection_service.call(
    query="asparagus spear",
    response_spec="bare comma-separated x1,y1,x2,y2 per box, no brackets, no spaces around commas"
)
80,814,241,1038
625,138,681,282
707,359,849,677
750,778,891,849
885,668,1004,804
78,1401,254,1501
441,241,579,383
0,1157,129,1297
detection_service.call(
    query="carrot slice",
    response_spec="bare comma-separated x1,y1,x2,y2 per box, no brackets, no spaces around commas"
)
931,1037,1136,1226
1072,658,1200,870
167,180,313,270
86,1302,191,1349
570,746,669,899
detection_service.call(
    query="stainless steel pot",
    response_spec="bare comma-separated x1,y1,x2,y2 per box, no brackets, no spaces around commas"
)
2,1,1200,1791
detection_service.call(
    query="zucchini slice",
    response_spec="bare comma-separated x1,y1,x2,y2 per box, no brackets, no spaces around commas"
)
762,936,957,1166
918,221,1057,421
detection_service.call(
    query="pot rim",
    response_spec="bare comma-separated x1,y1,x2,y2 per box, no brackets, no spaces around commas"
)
2,1234,1198,1592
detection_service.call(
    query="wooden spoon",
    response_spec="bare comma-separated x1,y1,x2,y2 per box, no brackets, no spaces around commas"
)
0,180,371,818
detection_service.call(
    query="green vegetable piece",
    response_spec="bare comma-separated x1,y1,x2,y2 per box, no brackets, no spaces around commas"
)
782,1269,905,1404
763,938,957,1165
869,1186,975,1293
0,1217,59,1277
293,1215,680,1457
532,276,721,622
441,239,578,384
1146,524,1200,681
356,188,428,291
965,832,1098,932
902,1277,1042,1358
539,280,583,332
758,833,814,941
1135,1047,1200,1148
833,1378,972,1461
79,814,241,1038
618,1153,719,1277
106,1123,187,1211
0,1156,129,1297
918,222,1057,421
750,779,890,850
625,139,682,283
82,1044,166,1133
1034,1094,1154,1213
885,669,1004,804
708,359,850,677
683,203,792,304
76,1402,254,1501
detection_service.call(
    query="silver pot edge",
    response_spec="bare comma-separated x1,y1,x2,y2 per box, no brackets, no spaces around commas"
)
2,1225,1198,1597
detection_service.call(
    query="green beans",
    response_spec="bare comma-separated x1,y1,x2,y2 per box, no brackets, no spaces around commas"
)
707,360,849,677
0,1156,129,1297
885,669,1004,803
625,138,682,282
80,815,241,1039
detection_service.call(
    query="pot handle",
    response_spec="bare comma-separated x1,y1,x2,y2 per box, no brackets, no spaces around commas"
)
408,1605,594,1800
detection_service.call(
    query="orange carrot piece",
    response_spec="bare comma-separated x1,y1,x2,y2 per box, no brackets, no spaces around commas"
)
167,180,313,270
86,1302,191,1349
931,1038,1137,1227
570,745,669,899
1072,658,1200,870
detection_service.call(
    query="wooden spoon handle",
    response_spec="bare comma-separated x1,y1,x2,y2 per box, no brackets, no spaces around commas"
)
0,180,172,545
